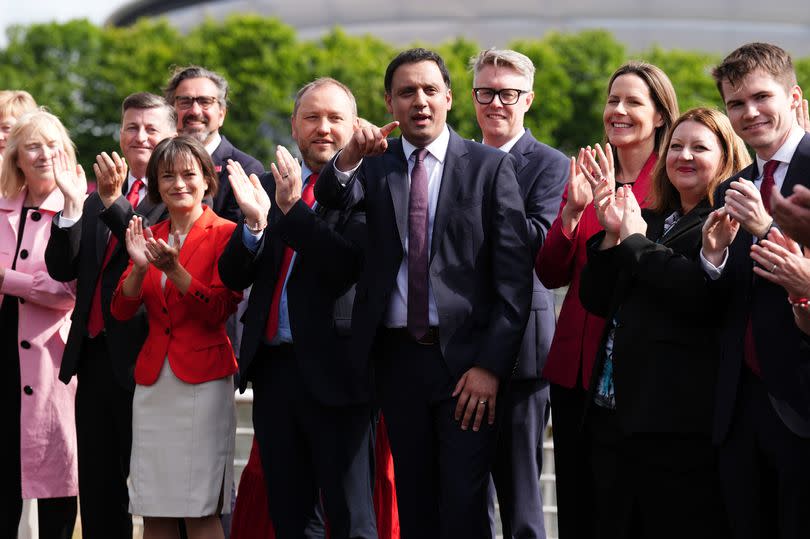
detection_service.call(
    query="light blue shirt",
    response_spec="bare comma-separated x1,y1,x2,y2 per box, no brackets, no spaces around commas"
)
242,164,316,344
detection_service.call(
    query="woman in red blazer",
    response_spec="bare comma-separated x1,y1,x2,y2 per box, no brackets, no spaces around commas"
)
111,135,242,539
535,62,679,539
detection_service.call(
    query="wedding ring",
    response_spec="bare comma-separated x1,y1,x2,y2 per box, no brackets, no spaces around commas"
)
771,264,778,273
479,400,487,405
282,173,289,179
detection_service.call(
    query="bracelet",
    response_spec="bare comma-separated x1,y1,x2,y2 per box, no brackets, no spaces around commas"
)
244,219,266,234
788,296,810,309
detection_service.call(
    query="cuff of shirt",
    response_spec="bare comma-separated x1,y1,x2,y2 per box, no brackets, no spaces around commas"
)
241,224,263,253
333,151,361,186
700,248,728,280
55,211,79,228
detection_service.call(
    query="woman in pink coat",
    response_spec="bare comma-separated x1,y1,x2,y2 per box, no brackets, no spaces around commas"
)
0,109,80,538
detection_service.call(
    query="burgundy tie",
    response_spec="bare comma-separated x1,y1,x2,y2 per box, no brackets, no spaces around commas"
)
742,160,780,376
408,149,430,340
87,179,143,337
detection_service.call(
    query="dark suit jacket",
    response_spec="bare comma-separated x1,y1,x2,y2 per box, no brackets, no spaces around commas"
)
510,129,568,380
110,206,241,386
211,135,264,222
711,132,810,441
45,191,167,391
315,129,532,382
218,173,367,405
580,203,719,435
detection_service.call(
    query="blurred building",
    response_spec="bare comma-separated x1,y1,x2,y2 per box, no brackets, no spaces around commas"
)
108,0,810,55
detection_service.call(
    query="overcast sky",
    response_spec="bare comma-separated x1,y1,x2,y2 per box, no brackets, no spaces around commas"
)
0,0,129,44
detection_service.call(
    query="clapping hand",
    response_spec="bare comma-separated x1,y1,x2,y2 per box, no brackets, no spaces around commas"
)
270,146,303,215
565,148,594,213
724,179,772,238
771,184,810,246
751,228,810,299
125,216,153,271
51,148,86,220
796,98,810,132
336,120,399,171
146,232,181,274
581,143,616,192
619,188,646,240
701,208,740,267
94,151,128,208
228,158,271,229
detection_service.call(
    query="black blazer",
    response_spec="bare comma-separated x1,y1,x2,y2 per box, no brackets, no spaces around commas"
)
315,129,533,381
711,132,810,441
580,202,718,435
45,192,167,391
218,173,367,405
211,135,264,222
510,129,569,380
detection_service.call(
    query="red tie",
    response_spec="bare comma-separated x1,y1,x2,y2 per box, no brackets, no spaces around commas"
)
742,161,779,376
264,173,318,342
87,179,143,337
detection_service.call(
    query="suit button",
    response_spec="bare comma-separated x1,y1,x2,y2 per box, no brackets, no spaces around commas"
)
19,249,29,259
20,340,31,349
162,307,168,314
23,386,33,395
31,211,42,222
164,328,170,335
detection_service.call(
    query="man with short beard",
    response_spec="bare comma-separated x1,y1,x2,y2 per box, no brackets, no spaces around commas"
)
164,65,263,222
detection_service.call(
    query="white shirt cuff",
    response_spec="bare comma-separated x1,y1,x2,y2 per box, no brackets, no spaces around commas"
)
55,212,79,228
700,248,728,280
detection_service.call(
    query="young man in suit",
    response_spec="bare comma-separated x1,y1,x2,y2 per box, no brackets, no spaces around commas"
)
45,92,176,538
218,78,375,539
164,65,263,222
701,42,810,539
315,48,533,539
470,48,568,539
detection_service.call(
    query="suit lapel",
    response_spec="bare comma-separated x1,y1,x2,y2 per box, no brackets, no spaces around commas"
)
781,133,810,197
659,202,711,246
385,139,409,250
430,131,468,261
510,130,532,178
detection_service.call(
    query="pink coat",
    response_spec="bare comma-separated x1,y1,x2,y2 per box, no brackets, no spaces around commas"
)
0,186,78,499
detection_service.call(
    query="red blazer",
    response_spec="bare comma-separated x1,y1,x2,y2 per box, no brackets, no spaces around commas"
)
111,206,242,385
536,154,655,389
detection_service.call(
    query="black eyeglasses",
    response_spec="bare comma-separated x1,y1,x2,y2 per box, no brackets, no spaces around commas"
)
174,95,219,110
473,88,529,105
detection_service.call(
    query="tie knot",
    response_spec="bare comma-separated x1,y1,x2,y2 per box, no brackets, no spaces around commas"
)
763,160,780,178
128,179,144,194
413,148,428,163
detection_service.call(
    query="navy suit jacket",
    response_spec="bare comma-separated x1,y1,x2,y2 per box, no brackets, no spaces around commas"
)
509,129,568,380
211,135,264,222
45,192,167,391
712,132,810,441
315,128,532,382
218,173,368,405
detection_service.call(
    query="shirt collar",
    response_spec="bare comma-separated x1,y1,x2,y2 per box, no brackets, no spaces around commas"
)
755,125,805,173
401,125,450,164
497,128,526,153
204,132,223,156
128,172,147,189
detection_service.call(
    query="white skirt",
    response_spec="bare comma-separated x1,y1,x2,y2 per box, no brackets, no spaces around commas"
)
129,359,236,517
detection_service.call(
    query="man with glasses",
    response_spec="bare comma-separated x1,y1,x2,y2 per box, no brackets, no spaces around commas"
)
470,48,568,539
164,65,264,222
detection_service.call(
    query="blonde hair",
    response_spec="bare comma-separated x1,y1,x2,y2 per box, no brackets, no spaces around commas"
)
470,48,535,89
0,109,76,198
0,90,37,119
647,107,751,213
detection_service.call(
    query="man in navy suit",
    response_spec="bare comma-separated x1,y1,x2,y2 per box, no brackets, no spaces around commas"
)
45,92,176,538
164,65,263,222
701,42,810,539
470,48,568,539
315,48,533,539
218,78,375,539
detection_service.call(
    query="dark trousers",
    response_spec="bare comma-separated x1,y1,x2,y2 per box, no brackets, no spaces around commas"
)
488,379,550,539
75,335,133,539
377,330,500,539
251,344,377,539
550,382,594,539
718,368,810,539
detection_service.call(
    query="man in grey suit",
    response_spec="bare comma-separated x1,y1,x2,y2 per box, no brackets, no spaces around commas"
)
471,48,568,539
315,48,533,539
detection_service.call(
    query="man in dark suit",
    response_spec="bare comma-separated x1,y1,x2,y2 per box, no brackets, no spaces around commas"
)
45,92,176,538
218,78,375,539
164,65,263,222
701,42,810,539
315,48,533,539
470,48,568,539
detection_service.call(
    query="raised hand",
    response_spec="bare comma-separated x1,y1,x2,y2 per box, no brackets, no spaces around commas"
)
125,216,152,270
582,143,616,192
724,178,772,238
771,184,810,246
228,158,271,228
270,146,303,214
94,151,128,208
594,181,627,235
751,228,810,299
701,208,740,267
796,98,810,132
619,188,646,240
565,148,593,213
335,120,399,171
52,148,87,220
